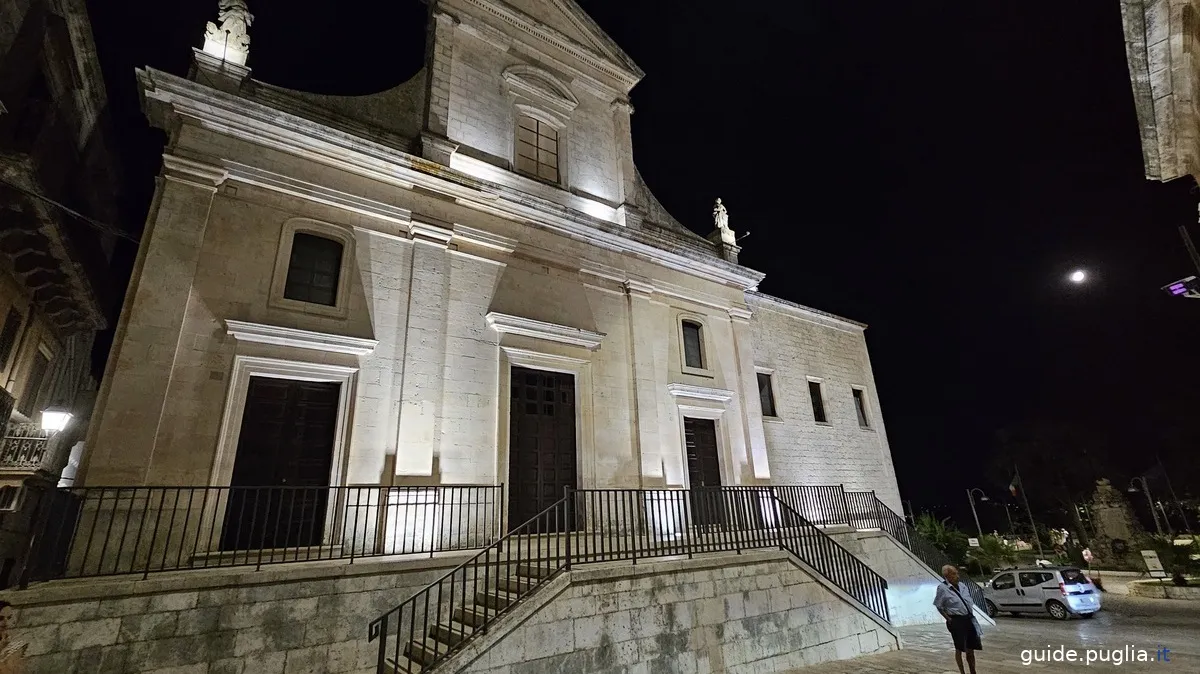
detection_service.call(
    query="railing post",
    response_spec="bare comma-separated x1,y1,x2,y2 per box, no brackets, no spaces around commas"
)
373,615,389,674
870,491,884,531
563,487,572,571
839,484,850,528
16,485,48,590
770,487,784,552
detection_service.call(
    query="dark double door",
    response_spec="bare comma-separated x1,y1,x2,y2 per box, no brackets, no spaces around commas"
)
508,367,577,532
222,377,340,551
684,418,724,526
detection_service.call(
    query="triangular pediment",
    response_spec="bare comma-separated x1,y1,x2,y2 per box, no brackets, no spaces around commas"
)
494,0,643,79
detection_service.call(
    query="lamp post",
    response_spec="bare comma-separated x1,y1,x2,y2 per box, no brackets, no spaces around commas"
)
1129,477,1164,536
966,488,988,538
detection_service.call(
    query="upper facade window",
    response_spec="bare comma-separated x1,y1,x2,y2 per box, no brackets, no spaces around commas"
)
515,115,560,183
682,320,704,370
757,372,777,418
17,350,50,417
808,380,828,424
0,308,22,373
284,232,343,307
269,219,353,318
852,387,871,428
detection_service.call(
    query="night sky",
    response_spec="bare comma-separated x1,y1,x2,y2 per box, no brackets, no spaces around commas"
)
86,1,1200,529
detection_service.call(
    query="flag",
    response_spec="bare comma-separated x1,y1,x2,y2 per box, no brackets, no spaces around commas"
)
1009,472,1021,497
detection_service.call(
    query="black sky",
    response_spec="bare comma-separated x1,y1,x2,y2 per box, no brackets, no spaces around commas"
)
86,0,1200,525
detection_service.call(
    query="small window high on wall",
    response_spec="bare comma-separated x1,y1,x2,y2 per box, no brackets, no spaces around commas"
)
681,320,704,370
284,232,343,307
852,388,870,428
757,373,777,418
515,115,560,183
808,380,827,423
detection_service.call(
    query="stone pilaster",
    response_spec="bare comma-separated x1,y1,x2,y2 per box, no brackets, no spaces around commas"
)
729,306,770,480
420,9,460,165
394,220,453,476
611,99,638,221
80,155,227,485
625,279,668,487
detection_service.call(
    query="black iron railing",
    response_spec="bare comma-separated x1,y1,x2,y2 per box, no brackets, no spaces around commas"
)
18,484,502,585
773,484,852,527
849,490,988,612
368,487,890,673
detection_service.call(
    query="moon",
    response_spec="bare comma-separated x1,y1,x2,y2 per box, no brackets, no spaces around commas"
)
1069,269,1087,284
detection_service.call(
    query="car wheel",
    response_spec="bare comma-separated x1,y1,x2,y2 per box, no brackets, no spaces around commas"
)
985,600,998,618
1047,600,1069,620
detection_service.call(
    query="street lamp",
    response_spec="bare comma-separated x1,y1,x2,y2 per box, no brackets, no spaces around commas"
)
967,488,989,538
40,405,72,433
1128,477,1164,536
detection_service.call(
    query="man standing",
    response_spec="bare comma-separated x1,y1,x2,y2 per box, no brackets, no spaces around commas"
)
934,564,982,674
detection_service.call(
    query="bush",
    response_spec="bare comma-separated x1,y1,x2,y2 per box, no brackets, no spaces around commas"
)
916,512,970,566
968,534,1018,575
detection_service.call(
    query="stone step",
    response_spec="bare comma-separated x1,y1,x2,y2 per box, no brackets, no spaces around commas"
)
405,638,449,667
452,604,491,627
497,576,537,594
383,655,424,674
474,589,517,610
515,563,555,579
429,620,473,646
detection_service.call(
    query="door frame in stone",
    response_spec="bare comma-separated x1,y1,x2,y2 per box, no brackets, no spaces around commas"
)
497,346,595,530
207,355,359,549
667,384,736,489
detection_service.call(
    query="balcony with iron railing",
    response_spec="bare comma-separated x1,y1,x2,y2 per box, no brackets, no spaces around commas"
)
0,424,56,476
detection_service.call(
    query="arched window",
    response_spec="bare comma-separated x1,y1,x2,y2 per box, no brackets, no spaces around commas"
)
283,232,343,307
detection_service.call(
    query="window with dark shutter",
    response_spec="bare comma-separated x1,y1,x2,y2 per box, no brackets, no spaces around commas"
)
284,233,343,306
0,309,22,371
515,115,560,183
808,381,827,423
852,388,870,428
17,351,49,416
757,373,777,417
682,321,704,369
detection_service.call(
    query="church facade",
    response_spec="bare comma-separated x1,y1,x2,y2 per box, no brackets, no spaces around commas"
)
78,0,901,533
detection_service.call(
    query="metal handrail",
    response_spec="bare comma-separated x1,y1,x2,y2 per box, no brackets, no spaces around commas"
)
855,491,988,611
368,486,893,673
368,494,571,673
17,484,503,586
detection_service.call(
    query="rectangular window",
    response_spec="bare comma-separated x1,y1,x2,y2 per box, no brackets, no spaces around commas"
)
757,373,777,417
852,388,870,428
516,115,560,183
808,380,827,423
17,351,49,416
284,232,343,307
681,321,704,369
0,308,21,371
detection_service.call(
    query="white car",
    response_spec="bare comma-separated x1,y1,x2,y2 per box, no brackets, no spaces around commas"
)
982,566,1102,620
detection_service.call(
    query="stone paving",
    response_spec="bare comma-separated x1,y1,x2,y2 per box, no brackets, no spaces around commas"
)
790,592,1200,673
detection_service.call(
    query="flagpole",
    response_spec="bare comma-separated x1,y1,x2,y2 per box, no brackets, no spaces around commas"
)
1016,465,1045,558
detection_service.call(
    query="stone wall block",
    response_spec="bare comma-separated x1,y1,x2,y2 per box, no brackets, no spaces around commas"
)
119,612,178,643
59,617,120,650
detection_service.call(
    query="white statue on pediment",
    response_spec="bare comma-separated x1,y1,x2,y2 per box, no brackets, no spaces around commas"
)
713,198,736,246
203,0,254,65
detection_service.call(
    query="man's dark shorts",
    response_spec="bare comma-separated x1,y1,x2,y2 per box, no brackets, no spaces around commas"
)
946,615,982,652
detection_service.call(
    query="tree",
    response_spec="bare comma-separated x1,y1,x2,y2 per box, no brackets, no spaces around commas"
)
916,512,969,565
968,534,1017,575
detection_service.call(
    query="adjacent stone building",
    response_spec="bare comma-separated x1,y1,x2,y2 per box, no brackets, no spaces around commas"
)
0,0,121,585
1121,0,1200,183
77,0,901,559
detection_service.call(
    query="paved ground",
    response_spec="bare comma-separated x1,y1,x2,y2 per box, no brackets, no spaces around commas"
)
794,591,1200,673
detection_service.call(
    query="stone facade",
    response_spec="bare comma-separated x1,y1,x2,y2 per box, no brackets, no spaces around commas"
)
441,551,898,674
76,0,902,558
1121,0,1200,183
0,0,120,586
3,555,464,674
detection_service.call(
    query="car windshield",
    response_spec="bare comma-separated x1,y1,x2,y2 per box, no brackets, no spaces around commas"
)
1060,568,1090,585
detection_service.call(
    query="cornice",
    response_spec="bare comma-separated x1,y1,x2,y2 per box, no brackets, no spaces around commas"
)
746,291,867,332
485,312,605,350
666,383,735,403
454,0,642,89
161,153,228,190
225,320,379,356
138,69,764,291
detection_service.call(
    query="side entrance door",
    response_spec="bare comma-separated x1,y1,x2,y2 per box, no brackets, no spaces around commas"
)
683,418,723,526
222,377,341,551
508,367,576,532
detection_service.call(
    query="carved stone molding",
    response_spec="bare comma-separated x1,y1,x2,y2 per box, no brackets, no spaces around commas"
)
224,319,378,355
486,312,605,350
161,154,229,191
